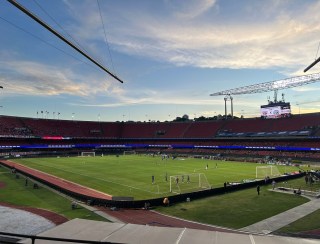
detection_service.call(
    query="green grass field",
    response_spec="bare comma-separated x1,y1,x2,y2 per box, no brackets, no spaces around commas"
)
278,209,320,234
156,177,320,230
156,185,309,229
3,155,320,233
11,155,300,200
0,166,107,221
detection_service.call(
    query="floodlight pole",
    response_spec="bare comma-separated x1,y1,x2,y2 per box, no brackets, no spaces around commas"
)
230,95,233,119
0,86,3,109
223,95,233,119
224,97,228,119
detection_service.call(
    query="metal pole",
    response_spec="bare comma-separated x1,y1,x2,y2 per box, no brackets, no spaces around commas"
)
304,56,320,72
225,98,227,119
230,96,233,119
7,0,124,83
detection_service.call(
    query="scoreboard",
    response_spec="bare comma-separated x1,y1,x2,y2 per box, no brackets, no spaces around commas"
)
260,102,291,119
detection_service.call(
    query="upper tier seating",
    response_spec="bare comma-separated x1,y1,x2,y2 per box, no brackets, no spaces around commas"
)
1,113,320,138
183,121,222,138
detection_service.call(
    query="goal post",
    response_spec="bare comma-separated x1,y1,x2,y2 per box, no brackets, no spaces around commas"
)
123,150,136,155
81,151,95,157
169,173,211,194
256,165,281,179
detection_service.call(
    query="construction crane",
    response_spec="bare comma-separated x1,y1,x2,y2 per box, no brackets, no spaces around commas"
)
210,72,320,119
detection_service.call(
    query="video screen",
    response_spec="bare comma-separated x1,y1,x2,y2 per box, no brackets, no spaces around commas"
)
260,103,291,119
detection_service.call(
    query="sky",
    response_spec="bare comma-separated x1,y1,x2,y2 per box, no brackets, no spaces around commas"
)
1,0,320,122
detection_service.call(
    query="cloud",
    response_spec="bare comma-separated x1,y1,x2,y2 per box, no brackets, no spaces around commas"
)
61,0,320,76
165,0,217,19
292,86,320,92
0,57,220,108
72,89,222,108
0,59,122,97
14,0,320,78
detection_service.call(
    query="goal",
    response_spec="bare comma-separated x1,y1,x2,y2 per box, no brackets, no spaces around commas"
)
256,165,281,179
169,173,211,194
81,151,95,157
123,150,136,155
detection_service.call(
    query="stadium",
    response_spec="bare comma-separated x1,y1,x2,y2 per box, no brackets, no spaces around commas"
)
1,111,320,243
1,1,320,244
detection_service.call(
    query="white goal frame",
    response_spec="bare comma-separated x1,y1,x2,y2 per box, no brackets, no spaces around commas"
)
169,173,211,194
123,150,136,155
81,151,95,157
256,165,280,178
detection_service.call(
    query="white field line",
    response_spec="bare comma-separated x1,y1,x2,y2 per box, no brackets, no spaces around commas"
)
28,161,164,195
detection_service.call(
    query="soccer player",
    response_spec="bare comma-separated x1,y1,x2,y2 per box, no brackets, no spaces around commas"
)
272,180,276,190
152,175,155,184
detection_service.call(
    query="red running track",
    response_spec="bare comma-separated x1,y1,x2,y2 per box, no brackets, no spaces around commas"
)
98,207,237,233
0,160,112,200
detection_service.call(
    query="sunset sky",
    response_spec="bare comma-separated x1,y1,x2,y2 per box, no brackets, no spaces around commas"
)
1,0,320,122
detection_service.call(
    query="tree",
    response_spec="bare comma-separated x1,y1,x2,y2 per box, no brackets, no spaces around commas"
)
182,114,189,120
174,114,190,122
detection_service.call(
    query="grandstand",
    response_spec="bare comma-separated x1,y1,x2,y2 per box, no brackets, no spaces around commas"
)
1,112,319,138
1,113,320,162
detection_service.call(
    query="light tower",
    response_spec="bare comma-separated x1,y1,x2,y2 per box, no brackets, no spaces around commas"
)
224,95,233,119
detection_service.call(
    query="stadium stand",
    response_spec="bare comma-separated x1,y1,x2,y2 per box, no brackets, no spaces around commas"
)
1,113,320,139
182,121,221,138
1,113,320,162
159,122,191,138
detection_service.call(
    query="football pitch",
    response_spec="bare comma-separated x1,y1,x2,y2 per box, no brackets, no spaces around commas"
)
12,155,300,200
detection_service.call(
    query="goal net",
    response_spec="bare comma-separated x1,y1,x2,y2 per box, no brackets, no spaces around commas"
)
256,165,281,179
123,150,136,155
169,173,211,194
81,151,95,157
